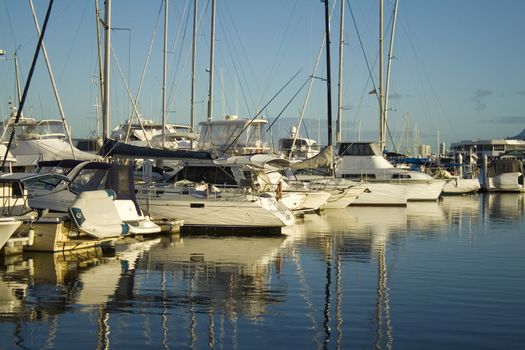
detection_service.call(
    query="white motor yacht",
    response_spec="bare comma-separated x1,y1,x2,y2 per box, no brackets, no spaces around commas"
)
20,161,160,251
136,182,294,234
335,141,446,202
0,116,100,172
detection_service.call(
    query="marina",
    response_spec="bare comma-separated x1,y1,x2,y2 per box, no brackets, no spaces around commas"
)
1,0,525,348
0,193,524,349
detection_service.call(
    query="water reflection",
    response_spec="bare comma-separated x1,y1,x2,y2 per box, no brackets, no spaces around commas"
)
483,193,525,223
0,193,524,349
140,235,290,313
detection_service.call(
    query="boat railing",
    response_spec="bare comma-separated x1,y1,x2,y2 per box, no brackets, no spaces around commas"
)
137,181,253,201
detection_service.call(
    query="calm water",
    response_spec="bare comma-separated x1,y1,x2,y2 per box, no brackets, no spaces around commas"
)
1,193,524,349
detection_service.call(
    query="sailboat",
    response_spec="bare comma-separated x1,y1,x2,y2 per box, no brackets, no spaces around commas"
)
333,0,445,202
280,0,408,207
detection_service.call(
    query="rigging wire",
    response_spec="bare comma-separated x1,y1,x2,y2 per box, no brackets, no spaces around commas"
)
266,77,311,132
219,69,302,158
398,12,459,142
122,1,164,143
166,0,192,124
346,0,399,150
217,3,255,116
2,0,54,169
2,0,18,49
56,0,90,83
347,0,380,109
256,0,303,111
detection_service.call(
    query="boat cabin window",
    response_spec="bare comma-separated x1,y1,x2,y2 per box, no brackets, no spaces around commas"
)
172,166,237,186
0,182,24,198
11,183,24,198
392,174,411,179
26,120,66,138
341,174,376,180
198,120,268,154
70,168,108,193
338,143,381,156
25,175,66,191
279,138,317,149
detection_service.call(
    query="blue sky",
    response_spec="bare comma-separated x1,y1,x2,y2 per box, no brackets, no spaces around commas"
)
1,0,524,153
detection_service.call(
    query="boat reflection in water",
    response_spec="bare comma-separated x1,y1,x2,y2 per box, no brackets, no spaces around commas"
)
139,234,293,313
0,193,523,349
0,238,160,348
0,231,303,349
298,202,449,349
483,192,525,222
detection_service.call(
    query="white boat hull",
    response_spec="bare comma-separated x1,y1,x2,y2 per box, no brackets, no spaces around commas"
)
351,182,407,206
0,218,23,249
279,191,331,212
323,184,368,209
138,194,294,231
404,180,446,201
487,172,525,192
442,178,481,194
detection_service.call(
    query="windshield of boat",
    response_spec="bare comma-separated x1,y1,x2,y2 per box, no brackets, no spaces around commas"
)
26,120,66,138
69,167,108,193
198,120,269,154
25,174,69,191
338,142,381,156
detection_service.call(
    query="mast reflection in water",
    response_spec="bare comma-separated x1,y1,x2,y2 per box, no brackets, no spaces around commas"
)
0,193,524,349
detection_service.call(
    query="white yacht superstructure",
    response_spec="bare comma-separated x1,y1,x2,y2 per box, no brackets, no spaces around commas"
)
335,141,445,202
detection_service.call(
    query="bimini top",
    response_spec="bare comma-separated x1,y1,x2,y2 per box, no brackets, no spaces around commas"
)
197,116,271,156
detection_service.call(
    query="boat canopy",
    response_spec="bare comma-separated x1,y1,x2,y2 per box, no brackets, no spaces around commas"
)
197,117,270,156
488,159,524,177
101,138,212,160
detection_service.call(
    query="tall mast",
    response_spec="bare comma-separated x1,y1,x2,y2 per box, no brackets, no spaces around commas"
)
102,0,111,141
207,0,216,121
95,0,104,134
14,52,22,106
29,0,76,159
379,0,385,150
162,0,168,148
384,0,399,152
2,0,54,169
190,0,198,131
336,0,344,143
323,0,333,147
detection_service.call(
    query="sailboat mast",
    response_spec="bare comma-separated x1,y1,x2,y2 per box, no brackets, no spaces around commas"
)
336,0,344,143
207,0,216,121
95,0,104,134
379,0,385,150
162,0,168,148
384,0,399,152
2,0,54,169
14,52,22,106
323,0,333,147
102,0,111,141
190,0,198,132
28,0,76,159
